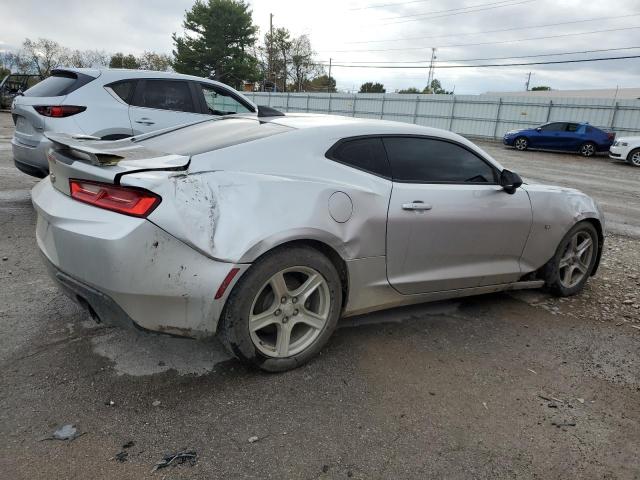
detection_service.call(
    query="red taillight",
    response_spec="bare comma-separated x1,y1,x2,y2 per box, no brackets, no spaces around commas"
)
34,105,86,117
214,268,241,299
607,132,616,140
69,179,161,218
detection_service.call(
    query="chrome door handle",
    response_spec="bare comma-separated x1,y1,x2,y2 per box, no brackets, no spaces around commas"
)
402,202,432,211
135,118,155,125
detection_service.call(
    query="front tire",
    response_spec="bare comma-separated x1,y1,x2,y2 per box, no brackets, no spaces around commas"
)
514,137,529,151
542,222,599,297
579,142,596,157
218,246,342,372
627,148,640,167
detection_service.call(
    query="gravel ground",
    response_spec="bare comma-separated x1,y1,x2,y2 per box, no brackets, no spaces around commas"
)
0,113,638,479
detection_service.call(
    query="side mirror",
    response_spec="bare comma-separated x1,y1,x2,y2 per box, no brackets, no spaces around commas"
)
536,127,542,132
500,169,523,194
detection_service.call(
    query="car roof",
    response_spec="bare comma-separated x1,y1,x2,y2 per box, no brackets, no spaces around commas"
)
267,113,466,141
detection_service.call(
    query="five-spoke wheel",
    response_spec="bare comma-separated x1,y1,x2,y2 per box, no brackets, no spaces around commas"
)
514,137,528,151
218,246,341,372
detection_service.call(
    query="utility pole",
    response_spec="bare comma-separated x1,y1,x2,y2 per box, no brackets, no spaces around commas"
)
268,13,273,92
327,57,332,93
426,48,436,93
525,71,532,91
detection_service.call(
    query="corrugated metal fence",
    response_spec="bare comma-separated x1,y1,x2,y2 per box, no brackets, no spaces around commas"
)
244,92,640,140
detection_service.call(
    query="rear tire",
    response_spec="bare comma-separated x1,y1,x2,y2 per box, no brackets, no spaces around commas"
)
218,246,342,372
627,148,640,167
579,142,596,157
542,222,599,297
514,137,529,151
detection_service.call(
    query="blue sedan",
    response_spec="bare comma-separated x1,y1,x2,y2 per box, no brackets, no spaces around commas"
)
503,122,615,157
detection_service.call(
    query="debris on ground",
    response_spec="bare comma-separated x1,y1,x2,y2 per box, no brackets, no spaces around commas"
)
152,450,197,472
248,436,259,443
111,451,128,462
551,421,577,428
152,400,161,407
122,440,135,449
40,424,86,442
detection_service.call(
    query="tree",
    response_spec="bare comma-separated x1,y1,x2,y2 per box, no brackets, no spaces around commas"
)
359,82,385,93
289,34,320,92
138,52,172,71
66,49,109,68
22,38,67,77
306,75,336,92
531,86,552,91
172,0,260,89
109,53,140,69
422,78,452,95
398,87,420,94
264,27,292,92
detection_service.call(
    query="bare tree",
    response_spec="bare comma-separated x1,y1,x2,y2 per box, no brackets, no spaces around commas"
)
65,49,109,68
22,38,67,77
289,35,320,92
137,51,173,71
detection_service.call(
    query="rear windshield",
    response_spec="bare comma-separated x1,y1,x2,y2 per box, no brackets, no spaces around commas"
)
24,70,95,97
135,118,292,156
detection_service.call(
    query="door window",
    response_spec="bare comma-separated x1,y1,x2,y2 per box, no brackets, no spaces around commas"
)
566,123,580,132
200,84,252,115
327,137,390,177
383,137,496,183
133,80,196,113
539,122,566,131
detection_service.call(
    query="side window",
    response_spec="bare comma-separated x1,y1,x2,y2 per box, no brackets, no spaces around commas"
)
328,137,390,178
540,122,566,132
566,123,580,132
201,84,251,115
382,137,496,184
133,80,196,113
108,80,136,104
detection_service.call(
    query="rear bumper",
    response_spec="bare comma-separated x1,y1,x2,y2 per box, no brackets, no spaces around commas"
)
32,177,248,338
12,137,50,178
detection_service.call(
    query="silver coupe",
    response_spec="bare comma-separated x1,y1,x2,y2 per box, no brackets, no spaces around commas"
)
33,114,604,371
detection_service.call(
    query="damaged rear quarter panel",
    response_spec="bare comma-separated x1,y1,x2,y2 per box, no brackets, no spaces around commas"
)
126,131,392,264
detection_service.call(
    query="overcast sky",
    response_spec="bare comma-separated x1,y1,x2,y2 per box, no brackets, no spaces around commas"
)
1,0,639,94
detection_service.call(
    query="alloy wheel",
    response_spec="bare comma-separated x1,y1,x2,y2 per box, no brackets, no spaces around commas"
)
580,143,595,157
630,151,640,167
558,231,594,289
515,138,528,150
248,266,330,358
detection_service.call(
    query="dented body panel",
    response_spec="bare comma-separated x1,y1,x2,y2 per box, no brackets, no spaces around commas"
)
32,114,605,337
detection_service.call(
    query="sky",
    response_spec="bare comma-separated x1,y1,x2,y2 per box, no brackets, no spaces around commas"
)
1,0,639,94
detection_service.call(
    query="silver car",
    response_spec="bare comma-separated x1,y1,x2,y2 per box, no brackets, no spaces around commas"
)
11,68,258,178
32,114,604,372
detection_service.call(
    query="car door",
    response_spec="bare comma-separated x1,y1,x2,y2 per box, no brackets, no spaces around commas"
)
534,122,567,149
129,79,202,134
384,136,533,294
555,122,582,151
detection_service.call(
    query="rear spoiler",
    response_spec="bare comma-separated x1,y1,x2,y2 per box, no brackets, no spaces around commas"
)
44,132,189,171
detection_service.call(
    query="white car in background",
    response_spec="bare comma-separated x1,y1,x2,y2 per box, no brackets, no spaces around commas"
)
609,136,640,167
10,68,270,177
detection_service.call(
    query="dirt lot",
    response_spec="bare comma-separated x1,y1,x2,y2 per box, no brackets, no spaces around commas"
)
0,112,638,479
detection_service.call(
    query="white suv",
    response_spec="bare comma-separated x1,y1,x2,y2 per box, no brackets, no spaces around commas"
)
609,136,640,167
11,68,261,177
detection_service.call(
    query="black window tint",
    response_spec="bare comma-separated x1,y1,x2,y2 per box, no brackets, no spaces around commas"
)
24,71,93,97
135,80,196,113
329,137,390,177
109,80,135,103
383,137,496,183
566,123,580,132
540,122,566,132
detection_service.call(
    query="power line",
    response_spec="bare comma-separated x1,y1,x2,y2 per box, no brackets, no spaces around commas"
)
345,13,640,44
319,26,640,53
318,46,640,65
383,0,532,20
324,55,640,69
349,0,433,11
382,0,536,25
